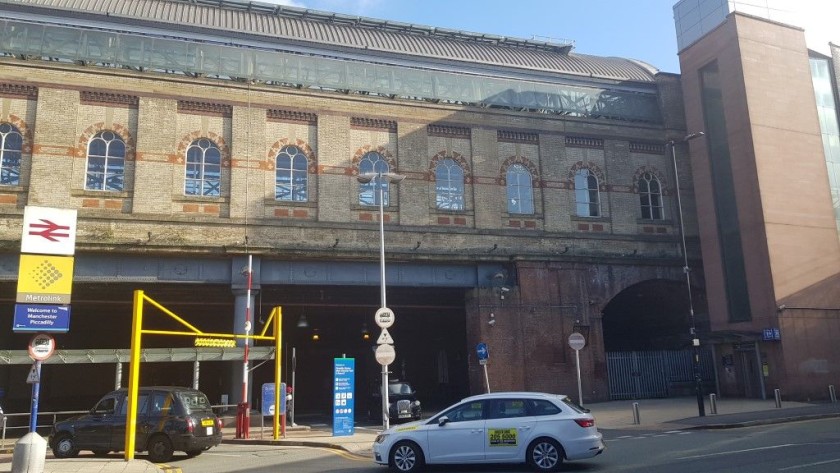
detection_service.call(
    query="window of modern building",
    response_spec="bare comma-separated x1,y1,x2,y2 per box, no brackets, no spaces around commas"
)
358,151,392,206
275,145,308,202
810,56,840,235
574,168,600,217
85,130,126,191
0,123,22,186
506,164,534,214
639,171,663,219
185,138,221,197
435,158,465,211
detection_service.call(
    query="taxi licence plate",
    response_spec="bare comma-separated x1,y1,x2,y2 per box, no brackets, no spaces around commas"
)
201,418,214,428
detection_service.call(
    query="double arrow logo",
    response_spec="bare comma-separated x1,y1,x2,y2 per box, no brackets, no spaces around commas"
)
29,219,71,242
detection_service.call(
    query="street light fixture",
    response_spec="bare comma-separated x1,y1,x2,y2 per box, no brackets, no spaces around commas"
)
668,131,705,417
357,171,405,430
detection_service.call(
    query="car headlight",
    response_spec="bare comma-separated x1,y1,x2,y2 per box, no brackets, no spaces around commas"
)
375,434,389,444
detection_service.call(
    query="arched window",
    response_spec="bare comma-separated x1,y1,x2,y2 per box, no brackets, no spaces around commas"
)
275,145,308,201
185,138,221,196
358,151,392,206
506,164,534,214
639,172,663,219
574,169,600,217
86,131,126,191
0,123,23,186
435,158,465,210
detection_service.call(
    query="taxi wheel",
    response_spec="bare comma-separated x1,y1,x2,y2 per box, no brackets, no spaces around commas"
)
527,437,564,472
147,435,174,463
52,433,80,459
389,440,424,473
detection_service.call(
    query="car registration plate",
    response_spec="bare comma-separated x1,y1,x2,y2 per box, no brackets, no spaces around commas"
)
201,418,214,427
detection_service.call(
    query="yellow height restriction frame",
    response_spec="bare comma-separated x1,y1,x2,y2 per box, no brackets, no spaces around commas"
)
124,290,283,461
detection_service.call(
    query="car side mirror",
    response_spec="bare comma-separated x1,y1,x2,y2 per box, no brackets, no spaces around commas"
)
438,416,450,426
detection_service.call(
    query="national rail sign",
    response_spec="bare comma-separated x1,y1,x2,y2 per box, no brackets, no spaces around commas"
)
21,206,78,256
16,254,75,304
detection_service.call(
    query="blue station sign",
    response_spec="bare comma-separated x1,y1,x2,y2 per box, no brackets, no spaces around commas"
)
13,304,70,333
261,382,286,416
332,358,355,437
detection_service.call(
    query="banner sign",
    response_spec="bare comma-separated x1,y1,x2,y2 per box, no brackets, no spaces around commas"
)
13,304,70,333
332,358,355,437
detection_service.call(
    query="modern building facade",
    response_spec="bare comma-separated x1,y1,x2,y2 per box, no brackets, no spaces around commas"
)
675,0,840,400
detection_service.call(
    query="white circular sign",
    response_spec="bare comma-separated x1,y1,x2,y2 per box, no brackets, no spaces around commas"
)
568,332,586,351
29,333,56,361
374,307,395,328
375,344,396,366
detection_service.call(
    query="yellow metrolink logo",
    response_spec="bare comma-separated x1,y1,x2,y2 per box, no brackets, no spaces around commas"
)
16,254,74,304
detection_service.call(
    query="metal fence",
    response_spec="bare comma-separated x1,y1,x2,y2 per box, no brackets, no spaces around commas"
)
606,349,715,400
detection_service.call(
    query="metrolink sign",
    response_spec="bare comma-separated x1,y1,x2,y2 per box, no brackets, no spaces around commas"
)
13,206,77,333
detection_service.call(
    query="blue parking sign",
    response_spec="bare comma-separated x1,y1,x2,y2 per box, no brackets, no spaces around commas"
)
261,382,286,416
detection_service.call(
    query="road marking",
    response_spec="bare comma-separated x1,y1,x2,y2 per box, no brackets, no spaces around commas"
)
678,444,796,460
318,447,370,462
778,458,840,471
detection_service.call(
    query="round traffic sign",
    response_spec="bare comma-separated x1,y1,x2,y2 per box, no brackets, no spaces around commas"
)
375,344,396,366
374,307,395,328
28,333,56,361
568,332,586,351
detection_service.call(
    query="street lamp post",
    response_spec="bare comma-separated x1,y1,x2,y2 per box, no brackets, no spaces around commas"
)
357,171,405,430
668,132,705,417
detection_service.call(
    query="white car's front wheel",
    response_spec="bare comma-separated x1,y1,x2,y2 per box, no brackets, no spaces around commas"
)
389,441,424,473
527,437,564,472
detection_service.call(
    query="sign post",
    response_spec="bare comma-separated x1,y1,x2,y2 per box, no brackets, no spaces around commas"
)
476,343,490,393
27,333,55,432
568,332,586,407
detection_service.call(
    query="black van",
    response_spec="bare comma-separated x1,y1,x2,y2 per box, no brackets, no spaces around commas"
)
49,386,223,462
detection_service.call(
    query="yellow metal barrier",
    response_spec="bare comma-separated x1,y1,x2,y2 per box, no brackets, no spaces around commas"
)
125,290,283,460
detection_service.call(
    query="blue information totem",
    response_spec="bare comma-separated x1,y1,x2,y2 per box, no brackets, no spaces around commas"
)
332,358,355,436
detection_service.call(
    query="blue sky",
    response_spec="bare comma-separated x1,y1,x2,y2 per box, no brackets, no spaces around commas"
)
257,1,839,75
262,0,685,73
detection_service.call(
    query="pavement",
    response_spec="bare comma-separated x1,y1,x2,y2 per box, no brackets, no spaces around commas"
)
0,396,838,472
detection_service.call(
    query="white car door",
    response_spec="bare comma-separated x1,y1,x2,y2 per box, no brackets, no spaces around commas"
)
427,400,486,463
484,398,536,462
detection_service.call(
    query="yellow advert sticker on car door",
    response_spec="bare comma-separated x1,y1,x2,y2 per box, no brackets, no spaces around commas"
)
488,428,518,447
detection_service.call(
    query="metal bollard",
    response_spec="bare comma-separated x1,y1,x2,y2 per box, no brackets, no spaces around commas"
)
709,393,717,415
632,402,640,425
830,385,837,403
774,388,782,408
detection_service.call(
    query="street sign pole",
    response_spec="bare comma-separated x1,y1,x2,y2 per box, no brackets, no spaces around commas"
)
483,364,490,393
476,343,490,393
568,332,586,407
29,361,41,432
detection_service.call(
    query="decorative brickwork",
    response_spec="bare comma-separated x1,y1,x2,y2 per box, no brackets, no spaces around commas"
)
565,136,604,149
75,122,136,160
497,130,539,144
568,161,607,190
265,138,318,173
350,117,397,131
427,150,472,183
2,114,34,154
631,166,669,194
175,132,231,167
177,100,233,117
428,124,470,138
80,91,139,108
0,83,37,99
629,141,665,154
497,155,541,187
267,109,317,125
351,145,396,174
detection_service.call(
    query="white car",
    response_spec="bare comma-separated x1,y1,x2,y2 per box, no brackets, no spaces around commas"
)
373,391,604,472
